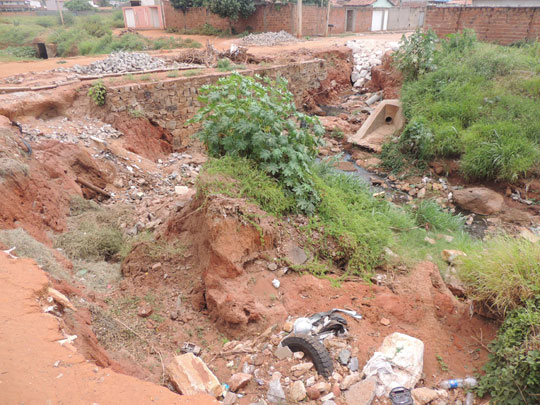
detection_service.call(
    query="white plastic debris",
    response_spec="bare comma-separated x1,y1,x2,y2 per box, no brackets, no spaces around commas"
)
362,332,424,397
293,317,313,334
272,279,280,289
2,247,17,259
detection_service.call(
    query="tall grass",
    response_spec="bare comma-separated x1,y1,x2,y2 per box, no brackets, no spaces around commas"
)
396,32,540,182
459,236,540,315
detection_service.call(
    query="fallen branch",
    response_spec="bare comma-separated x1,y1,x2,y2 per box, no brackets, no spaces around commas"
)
75,178,111,198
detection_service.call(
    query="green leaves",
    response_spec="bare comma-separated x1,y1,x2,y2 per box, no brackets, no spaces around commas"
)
189,73,323,214
393,29,438,81
88,80,107,106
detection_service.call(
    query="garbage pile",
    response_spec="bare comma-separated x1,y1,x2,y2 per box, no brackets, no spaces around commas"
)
166,309,478,404
241,31,298,46
346,40,400,89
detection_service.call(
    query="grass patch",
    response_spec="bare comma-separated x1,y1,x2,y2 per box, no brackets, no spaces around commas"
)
458,236,540,316
0,228,71,281
394,32,540,182
216,58,246,72
183,68,203,77
198,156,294,217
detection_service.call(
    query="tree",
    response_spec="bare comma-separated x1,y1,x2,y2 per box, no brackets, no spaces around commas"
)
207,0,255,21
170,0,205,11
64,0,93,12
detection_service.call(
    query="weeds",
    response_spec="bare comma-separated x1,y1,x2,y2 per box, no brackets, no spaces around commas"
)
183,68,203,77
393,29,438,81
410,199,465,233
395,31,540,182
166,70,180,78
458,236,540,316
88,80,107,106
216,58,246,72
476,300,540,404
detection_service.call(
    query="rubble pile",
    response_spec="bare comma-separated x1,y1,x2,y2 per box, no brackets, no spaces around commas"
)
241,31,298,46
346,40,400,89
70,52,199,75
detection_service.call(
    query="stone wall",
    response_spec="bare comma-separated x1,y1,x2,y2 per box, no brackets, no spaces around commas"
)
104,60,327,147
425,6,540,44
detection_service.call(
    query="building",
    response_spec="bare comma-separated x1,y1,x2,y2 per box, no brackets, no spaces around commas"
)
472,0,540,5
0,0,31,11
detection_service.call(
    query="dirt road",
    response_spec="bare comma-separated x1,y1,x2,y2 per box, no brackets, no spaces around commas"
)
0,252,217,405
0,31,405,79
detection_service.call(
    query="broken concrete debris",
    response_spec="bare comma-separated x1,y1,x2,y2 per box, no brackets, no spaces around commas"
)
166,353,224,397
362,332,424,397
241,31,298,46
347,40,399,89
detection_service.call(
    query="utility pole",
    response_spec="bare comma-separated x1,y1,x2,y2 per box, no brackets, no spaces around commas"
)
325,0,331,37
297,0,302,38
56,0,64,25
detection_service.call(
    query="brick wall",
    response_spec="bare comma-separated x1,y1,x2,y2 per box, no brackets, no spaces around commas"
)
102,60,327,146
425,6,540,44
162,1,374,35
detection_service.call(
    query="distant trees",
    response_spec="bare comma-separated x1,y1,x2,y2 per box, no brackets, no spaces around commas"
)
64,0,94,11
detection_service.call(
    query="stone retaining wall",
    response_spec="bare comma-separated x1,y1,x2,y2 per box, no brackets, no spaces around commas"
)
104,59,327,146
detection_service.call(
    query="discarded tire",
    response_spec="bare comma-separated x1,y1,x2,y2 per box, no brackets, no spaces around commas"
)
281,334,333,378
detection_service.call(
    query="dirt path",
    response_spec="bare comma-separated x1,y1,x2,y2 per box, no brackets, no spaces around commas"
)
0,31,406,79
0,252,217,405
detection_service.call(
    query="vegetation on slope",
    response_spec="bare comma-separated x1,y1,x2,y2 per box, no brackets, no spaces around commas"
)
384,29,540,182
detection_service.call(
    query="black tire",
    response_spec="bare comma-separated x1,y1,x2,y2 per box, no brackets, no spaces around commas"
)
281,334,334,378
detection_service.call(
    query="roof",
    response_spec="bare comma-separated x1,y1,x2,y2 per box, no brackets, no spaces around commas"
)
332,0,397,6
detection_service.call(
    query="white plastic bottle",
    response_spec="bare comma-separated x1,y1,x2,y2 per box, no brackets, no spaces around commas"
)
439,377,477,389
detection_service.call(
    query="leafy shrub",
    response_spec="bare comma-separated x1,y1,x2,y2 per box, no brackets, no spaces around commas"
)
398,118,434,162
459,236,540,315
441,28,476,53
476,301,540,404
3,46,36,59
64,0,94,12
81,15,111,38
189,73,324,214
208,0,256,22
88,80,107,106
393,29,438,81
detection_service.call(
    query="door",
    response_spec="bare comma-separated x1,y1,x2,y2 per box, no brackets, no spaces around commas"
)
371,9,382,31
371,9,388,31
150,7,160,28
125,8,135,28
346,9,354,32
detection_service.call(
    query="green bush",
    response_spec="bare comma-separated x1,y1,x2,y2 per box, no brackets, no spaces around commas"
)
64,0,94,12
459,237,540,315
81,15,111,38
395,34,540,182
189,73,324,214
393,29,438,81
476,301,540,404
88,80,107,106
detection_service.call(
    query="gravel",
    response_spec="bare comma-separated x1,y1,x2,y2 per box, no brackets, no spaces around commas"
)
241,31,298,46
69,51,199,75
346,40,400,89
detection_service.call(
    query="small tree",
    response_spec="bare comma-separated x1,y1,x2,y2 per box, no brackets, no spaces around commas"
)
170,0,205,11
64,0,93,12
208,0,255,23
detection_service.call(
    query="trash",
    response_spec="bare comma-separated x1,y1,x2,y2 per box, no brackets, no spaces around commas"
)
281,334,333,378
272,279,280,289
47,287,76,311
167,353,224,397
58,334,77,345
181,342,202,356
389,387,413,405
362,332,424,397
293,317,312,334
465,391,475,405
439,377,477,389
2,247,17,259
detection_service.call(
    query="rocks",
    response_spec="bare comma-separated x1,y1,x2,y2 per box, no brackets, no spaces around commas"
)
441,249,467,264
274,345,293,360
223,392,238,404
167,353,223,397
229,373,252,392
453,187,504,215
70,51,199,75
340,372,362,390
348,357,359,372
289,380,307,401
307,386,321,400
241,31,298,46
338,349,351,365
411,387,448,405
291,362,313,377
346,40,399,88
267,379,286,403
344,377,377,405
362,332,424,397
137,302,153,318
284,242,308,265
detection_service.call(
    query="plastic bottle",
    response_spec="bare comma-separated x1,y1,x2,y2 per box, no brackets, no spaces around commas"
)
439,377,477,389
465,391,475,405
